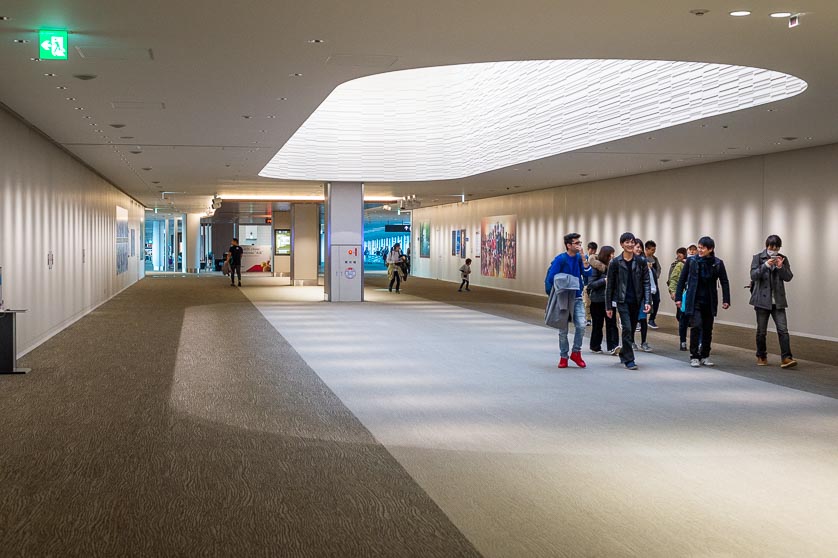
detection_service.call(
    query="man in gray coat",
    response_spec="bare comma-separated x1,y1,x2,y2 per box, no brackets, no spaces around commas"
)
749,235,796,368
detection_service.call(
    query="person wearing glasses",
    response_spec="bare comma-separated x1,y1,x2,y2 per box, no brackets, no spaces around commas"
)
545,233,592,368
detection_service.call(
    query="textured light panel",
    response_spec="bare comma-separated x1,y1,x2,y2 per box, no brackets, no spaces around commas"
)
261,60,807,182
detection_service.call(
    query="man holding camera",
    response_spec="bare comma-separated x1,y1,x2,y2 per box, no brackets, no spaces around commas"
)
749,235,797,368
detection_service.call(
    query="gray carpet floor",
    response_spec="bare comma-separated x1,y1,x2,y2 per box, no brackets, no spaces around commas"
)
0,276,482,557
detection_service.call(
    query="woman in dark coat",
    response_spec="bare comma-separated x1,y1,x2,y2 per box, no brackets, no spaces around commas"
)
587,245,618,354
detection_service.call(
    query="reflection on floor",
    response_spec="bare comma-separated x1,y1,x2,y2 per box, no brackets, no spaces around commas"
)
246,283,838,558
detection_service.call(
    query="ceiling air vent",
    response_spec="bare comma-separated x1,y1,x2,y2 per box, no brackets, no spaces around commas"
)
75,46,154,61
111,101,166,110
326,53,398,68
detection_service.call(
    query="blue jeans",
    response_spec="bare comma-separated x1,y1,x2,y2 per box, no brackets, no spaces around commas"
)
559,298,586,357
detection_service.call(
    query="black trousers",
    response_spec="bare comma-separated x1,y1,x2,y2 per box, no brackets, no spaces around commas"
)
689,303,714,359
616,302,640,364
389,270,401,292
230,263,241,283
590,301,619,352
459,279,469,290
676,308,688,343
649,288,661,322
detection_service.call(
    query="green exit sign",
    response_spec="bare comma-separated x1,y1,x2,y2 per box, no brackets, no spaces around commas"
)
39,29,68,60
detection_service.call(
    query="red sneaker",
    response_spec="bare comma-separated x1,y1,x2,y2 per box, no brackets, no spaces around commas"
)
557,357,569,369
569,351,587,368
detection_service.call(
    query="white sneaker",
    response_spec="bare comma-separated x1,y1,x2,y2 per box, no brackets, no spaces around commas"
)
608,346,621,356
690,359,700,368
700,358,715,367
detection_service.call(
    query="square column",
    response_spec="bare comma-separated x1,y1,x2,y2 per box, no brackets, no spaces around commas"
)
325,182,364,302
291,203,319,285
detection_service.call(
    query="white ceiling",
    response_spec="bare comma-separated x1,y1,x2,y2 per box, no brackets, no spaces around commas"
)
1,1,836,214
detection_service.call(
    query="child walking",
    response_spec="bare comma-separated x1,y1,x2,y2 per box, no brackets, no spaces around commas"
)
459,259,472,292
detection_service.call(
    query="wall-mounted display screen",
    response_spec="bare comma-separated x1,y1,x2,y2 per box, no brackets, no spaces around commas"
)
275,229,291,255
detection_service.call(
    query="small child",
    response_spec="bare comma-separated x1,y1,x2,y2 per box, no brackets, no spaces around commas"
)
459,258,472,292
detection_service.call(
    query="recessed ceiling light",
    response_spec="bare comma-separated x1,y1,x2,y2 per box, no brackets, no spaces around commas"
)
30,57,40,62
56,85,68,90
142,167,152,171
13,39,29,44
307,39,326,44
152,181,161,184
290,73,303,77
242,115,252,119
579,173,588,177
95,129,103,133
266,115,276,119
44,73,56,77
74,107,85,110
766,108,775,112
770,12,792,18
65,97,76,101
73,74,97,81
806,136,813,140
277,97,288,101
109,123,126,128
0,16,11,21
729,10,751,16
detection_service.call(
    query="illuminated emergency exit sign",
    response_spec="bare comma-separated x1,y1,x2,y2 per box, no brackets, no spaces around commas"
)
39,29,68,60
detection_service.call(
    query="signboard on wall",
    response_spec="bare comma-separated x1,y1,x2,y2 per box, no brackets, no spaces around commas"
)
385,224,411,233
242,245,272,272
275,229,291,255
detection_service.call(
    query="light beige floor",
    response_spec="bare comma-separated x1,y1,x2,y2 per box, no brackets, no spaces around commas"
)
245,284,838,558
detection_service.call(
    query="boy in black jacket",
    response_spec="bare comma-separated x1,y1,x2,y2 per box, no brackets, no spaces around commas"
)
605,232,651,370
675,236,731,367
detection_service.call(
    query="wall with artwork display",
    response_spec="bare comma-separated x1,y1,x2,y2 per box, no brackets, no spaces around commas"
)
0,106,145,355
411,142,838,341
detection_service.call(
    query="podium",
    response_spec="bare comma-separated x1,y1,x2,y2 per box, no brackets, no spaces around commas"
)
0,310,29,374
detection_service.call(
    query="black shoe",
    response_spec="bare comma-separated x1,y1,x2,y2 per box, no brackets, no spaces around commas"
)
238,282,241,287
458,289,462,292
465,288,471,291
649,320,658,329
231,283,235,287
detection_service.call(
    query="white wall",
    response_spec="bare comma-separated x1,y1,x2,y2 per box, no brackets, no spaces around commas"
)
412,143,838,341
0,107,144,355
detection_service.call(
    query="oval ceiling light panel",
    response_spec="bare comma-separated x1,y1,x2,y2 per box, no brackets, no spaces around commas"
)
260,59,807,182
